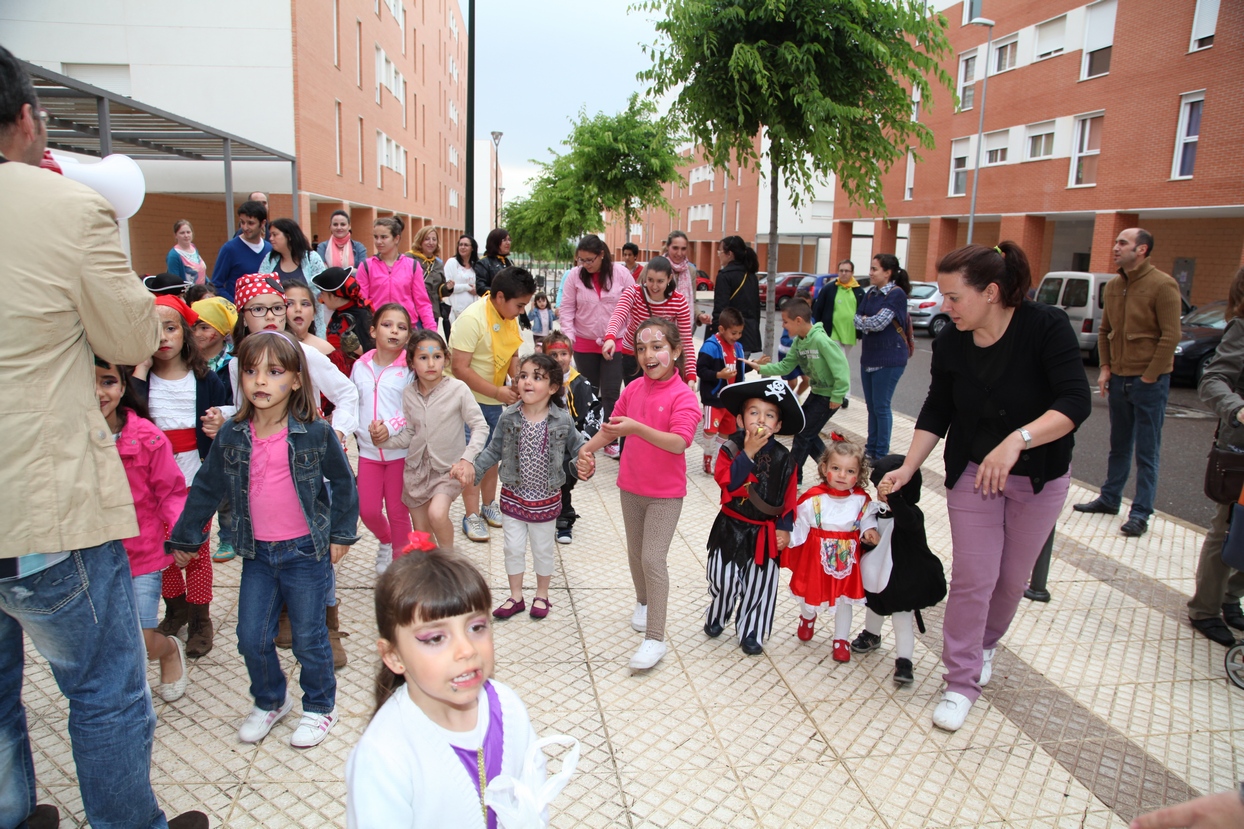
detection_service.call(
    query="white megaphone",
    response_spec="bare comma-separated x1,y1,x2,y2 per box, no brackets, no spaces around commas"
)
50,151,146,219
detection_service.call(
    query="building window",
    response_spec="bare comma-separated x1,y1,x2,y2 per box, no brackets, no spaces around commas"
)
1035,15,1066,60
1026,121,1055,159
984,130,1009,165
357,117,364,182
950,138,969,196
356,21,362,87
1070,114,1104,186
334,100,342,175
1191,0,1219,50
734,200,740,231
962,0,982,25
993,38,1018,73
904,149,915,200
1083,0,1116,79
1173,92,1205,179
911,84,921,122
957,52,977,111
332,0,340,67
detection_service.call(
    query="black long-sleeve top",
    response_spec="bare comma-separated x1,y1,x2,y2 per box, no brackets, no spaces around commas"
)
914,300,1091,493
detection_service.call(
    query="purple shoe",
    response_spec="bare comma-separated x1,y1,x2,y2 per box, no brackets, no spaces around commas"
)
493,598,526,619
529,597,552,619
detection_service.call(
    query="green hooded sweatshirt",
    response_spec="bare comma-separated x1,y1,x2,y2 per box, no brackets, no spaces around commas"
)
755,322,851,404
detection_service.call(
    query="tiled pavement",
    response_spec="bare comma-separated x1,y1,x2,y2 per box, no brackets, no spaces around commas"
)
24,392,1244,827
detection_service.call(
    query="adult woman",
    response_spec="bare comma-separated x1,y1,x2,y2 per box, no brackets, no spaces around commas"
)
710,235,761,354
357,216,435,330
473,228,512,296
316,209,368,271
167,220,207,285
559,235,637,455
408,226,446,333
1190,266,1244,646
879,242,1090,732
259,218,327,333
666,230,712,334
855,253,912,460
443,234,479,342
812,259,866,357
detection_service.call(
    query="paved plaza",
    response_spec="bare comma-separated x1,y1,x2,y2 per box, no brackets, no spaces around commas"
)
24,397,1244,828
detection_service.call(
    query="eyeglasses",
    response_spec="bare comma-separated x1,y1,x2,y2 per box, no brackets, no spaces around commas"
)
246,304,288,318
37,109,49,124
577,254,601,266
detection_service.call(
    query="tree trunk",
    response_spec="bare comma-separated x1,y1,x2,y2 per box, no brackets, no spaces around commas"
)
764,149,780,356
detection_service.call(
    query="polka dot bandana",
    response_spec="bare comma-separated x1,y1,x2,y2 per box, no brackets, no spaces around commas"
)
233,274,285,308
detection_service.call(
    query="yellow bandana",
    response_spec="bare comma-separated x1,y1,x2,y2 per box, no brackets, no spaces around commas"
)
483,293,523,388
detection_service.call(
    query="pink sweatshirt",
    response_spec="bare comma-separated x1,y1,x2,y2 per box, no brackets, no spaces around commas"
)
117,414,187,577
558,263,636,354
603,286,697,380
358,255,435,330
612,372,702,499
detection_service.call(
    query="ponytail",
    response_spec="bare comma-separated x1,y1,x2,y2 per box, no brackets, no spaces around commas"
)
720,235,759,275
936,241,1031,308
873,253,911,295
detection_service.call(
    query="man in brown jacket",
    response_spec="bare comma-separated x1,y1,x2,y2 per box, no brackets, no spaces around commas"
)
0,46,205,829
1074,228,1182,537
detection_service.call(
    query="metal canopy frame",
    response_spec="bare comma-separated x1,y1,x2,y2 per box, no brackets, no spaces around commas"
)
23,60,298,235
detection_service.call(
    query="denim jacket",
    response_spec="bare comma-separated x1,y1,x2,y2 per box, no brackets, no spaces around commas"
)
471,404,585,491
167,415,359,561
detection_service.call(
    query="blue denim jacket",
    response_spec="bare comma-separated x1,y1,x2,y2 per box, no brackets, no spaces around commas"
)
168,415,359,561
471,403,585,491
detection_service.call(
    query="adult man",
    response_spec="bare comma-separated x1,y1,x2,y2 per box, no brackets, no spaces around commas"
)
1074,228,1182,536
0,45,206,829
212,200,272,302
811,259,865,357
621,242,642,280
248,190,268,210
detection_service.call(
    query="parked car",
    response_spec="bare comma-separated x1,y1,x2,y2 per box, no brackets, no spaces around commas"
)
1173,300,1228,384
907,281,950,337
756,272,814,309
696,270,713,292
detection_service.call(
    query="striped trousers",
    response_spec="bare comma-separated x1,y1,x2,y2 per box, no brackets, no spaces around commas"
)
705,548,781,646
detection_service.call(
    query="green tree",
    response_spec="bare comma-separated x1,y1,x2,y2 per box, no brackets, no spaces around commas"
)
505,154,602,262
638,0,953,351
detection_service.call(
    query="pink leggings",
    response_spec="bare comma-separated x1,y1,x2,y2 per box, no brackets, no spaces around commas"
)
358,457,412,547
942,465,1069,701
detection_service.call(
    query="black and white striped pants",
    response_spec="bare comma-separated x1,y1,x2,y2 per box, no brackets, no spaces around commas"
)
705,548,781,645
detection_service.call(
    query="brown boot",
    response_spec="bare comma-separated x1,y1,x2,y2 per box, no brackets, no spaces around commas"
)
326,604,348,669
185,602,214,658
274,606,293,649
156,594,190,638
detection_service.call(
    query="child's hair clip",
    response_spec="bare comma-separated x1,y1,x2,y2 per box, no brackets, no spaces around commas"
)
402,531,437,554
830,431,847,443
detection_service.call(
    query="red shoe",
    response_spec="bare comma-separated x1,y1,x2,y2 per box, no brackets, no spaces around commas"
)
832,639,851,663
493,598,526,619
702,454,713,474
797,615,815,641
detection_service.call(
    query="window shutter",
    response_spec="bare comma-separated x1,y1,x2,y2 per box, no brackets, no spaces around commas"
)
1084,0,1117,52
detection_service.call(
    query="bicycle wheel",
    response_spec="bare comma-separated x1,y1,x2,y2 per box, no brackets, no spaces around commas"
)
1227,644,1244,690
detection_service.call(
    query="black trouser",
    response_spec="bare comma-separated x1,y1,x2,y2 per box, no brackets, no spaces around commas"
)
557,479,578,530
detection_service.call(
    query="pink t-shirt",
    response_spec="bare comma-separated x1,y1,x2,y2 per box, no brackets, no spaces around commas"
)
249,424,312,541
612,372,702,499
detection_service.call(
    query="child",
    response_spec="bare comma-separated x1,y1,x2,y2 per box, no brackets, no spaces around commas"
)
184,282,217,306
132,295,230,658
453,354,590,620
191,295,238,379
601,255,697,387
346,549,545,828
778,326,810,398
855,454,947,685
704,379,802,655
695,306,746,474
529,291,556,349
785,435,880,663
747,298,850,485
283,280,335,357
353,303,415,574
375,330,489,553
95,359,190,702
168,330,359,749
578,318,701,671
542,332,602,545
313,266,377,379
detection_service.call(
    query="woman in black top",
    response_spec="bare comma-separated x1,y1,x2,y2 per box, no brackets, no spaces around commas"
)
878,241,1090,734
711,235,762,354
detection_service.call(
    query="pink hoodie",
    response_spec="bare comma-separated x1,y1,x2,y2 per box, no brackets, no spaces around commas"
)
358,255,436,330
117,414,188,577
558,263,637,354
612,371,702,499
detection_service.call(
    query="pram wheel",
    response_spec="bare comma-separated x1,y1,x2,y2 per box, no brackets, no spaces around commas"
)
1227,643,1244,690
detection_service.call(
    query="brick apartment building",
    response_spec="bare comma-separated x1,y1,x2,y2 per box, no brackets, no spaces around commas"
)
832,0,1242,304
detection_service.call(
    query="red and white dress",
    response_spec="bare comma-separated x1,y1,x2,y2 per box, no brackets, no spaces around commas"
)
783,484,878,613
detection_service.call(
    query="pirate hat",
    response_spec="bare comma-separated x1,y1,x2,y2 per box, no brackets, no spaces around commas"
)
718,378,805,436
142,272,186,296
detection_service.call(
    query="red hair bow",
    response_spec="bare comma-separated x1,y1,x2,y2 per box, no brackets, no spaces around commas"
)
402,531,437,554
830,431,847,443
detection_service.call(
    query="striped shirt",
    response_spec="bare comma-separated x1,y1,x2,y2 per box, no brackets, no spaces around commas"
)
602,286,697,380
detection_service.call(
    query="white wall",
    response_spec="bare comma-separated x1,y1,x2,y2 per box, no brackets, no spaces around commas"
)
754,137,837,239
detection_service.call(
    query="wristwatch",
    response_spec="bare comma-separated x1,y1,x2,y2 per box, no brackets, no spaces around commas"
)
1016,428,1032,450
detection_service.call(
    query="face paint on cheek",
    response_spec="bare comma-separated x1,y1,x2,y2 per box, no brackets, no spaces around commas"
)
656,352,671,367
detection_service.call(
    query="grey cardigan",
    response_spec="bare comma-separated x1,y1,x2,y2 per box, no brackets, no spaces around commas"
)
1199,317,1244,450
471,403,585,491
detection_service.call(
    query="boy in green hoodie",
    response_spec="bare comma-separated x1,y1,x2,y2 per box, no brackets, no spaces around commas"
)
746,298,851,484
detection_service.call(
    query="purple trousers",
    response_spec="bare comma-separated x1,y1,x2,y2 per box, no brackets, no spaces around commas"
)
943,464,1069,700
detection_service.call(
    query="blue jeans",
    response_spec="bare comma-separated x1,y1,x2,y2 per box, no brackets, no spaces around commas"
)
860,365,905,458
0,543,168,829
791,393,837,485
1101,373,1170,521
236,536,336,714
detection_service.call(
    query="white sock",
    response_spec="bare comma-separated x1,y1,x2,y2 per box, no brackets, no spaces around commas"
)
800,601,817,621
833,606,853,641
864,608,884,637
893,611,915,660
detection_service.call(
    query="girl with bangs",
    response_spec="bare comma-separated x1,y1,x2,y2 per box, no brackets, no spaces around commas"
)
169,330,360,751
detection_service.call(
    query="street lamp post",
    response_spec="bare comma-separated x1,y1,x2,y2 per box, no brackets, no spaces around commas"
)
966,17,994,245
490,130,503,229
498,187,505,224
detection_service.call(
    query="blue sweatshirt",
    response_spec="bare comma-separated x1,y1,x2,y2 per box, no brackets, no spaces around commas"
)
211,236,272,302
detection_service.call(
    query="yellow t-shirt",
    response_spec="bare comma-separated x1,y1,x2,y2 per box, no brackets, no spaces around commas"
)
448,295,521,404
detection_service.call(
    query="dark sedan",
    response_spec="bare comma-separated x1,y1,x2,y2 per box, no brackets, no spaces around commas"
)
1173,301,1228,385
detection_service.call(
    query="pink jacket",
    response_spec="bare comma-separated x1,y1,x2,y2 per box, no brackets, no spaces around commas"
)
117,414,187,577
351,349,411,462
558,263,636,353
612,372,702,499
358,255,436,330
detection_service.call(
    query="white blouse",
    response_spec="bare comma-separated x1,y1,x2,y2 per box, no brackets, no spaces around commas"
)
148,372,199,487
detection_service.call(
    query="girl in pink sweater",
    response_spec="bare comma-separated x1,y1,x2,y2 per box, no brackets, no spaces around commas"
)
578,318,701,673
357,216,436,330
603,255,697,386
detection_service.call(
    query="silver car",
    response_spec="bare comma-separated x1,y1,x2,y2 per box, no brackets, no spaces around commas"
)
908,281,950,337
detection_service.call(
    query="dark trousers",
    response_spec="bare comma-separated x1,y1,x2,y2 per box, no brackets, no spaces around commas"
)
557,479,578,530
792,393,837,485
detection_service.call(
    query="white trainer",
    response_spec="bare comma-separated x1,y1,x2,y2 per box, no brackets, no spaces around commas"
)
979,648,996,687
238,695,293,743
628,639,667,671
375,542,393,575
290,709,339,748
932,691,973,732
631,603,648,633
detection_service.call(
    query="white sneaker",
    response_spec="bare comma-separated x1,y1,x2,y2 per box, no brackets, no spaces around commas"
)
979,648,996,687
932,691,973,732
157,636,189,703
462,514,490,542
290,709,339,748
631,603,648,633
375,542,393,575
629,639,667,671
238,695,294,743
481,501,503,528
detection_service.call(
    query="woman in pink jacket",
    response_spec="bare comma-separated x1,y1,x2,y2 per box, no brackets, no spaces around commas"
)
357,216,436,330
559,236,637,455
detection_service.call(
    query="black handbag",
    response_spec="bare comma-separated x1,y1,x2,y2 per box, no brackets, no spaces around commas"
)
1204,428,1244,504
